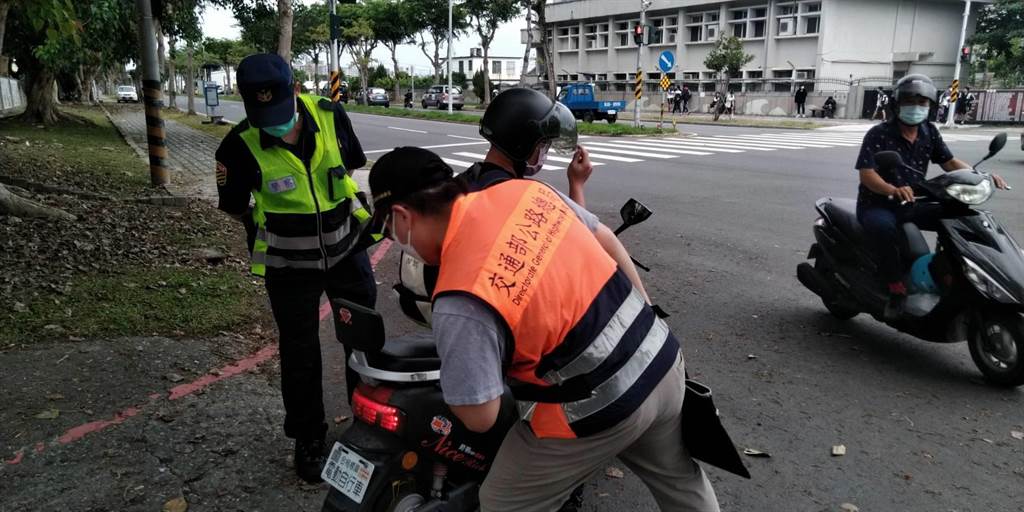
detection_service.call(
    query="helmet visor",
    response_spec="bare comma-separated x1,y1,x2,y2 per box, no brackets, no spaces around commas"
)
542,102,578,155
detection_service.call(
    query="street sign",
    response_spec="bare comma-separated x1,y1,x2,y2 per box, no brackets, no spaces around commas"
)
950,79,960,103
658,50,674,73
659,76,670,91
634,70,644,100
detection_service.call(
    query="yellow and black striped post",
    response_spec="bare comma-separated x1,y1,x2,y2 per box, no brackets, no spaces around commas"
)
949,79,959,104
142,79,168,186
330,71,341,102
634,70,644,100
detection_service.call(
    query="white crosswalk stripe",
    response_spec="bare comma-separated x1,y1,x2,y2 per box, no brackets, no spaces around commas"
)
420,128,993,169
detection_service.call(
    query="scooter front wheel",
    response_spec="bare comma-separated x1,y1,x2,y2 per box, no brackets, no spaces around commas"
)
968,310,1024,387
385,491,425,512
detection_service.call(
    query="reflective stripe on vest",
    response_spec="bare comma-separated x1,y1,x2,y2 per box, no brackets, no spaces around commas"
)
433,180,678,439
238,94,368,275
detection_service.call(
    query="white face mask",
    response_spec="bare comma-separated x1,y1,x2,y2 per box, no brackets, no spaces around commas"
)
390,213,426,264
524,143,550,176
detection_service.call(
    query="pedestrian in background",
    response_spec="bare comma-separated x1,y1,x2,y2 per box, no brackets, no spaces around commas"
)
726,91,736,119
872,87,889,121
681,86,692,114
794,85,808,118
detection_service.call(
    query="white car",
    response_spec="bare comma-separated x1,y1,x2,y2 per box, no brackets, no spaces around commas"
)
116,85,138,103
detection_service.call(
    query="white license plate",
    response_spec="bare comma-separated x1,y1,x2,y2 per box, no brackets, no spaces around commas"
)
322,442,375,504
607,110,617,115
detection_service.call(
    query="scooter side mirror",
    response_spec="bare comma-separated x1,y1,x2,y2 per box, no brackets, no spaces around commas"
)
973,132,1008,170
874,151,904,171
619,198,653,228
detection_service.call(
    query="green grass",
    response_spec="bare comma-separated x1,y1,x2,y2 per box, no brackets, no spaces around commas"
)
0,105,150,195
0,267,264,344
343,104,676,136
633,114,823,130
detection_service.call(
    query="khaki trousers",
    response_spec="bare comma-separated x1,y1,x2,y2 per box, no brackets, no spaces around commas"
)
479,352,720,512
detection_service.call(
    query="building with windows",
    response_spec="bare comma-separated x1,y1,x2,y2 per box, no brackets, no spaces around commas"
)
442,48,528,89
543,0,988,95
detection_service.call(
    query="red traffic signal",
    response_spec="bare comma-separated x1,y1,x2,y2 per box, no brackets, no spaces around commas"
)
634,24,644,45
961,46,971,61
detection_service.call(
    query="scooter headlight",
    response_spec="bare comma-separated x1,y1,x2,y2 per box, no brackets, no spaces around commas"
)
963,257,1017,303
946,178,993,205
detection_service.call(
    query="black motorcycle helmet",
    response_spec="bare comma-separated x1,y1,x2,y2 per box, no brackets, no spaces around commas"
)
478,87,578,177
891,74,938,120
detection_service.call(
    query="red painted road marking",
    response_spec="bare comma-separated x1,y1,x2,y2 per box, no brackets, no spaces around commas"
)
3,241,394,468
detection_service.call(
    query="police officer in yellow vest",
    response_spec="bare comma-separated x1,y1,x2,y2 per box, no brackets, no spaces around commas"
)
214,53,376,483
369,147,719,512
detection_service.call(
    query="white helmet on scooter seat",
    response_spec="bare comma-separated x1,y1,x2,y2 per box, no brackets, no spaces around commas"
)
394,252,438,327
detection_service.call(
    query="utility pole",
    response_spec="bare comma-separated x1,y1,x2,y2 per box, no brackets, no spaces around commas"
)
135,0,168,187
329,0,341,102
945,0,971,129
410,65,415,103
633,0,650,128
448,0,454,114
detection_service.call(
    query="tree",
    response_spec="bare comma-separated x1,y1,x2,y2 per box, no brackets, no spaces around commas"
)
204,37,243,93
463,0,518,106
704,36,754,94
471,69,485,101
276,0,293,61
0,1,12,61
160,0,204,108
408,0,468,83
971,0,1024,87
524,0,555,98
292,2,329,88
369,0,422,101
223,0,279,53
337,2,376,96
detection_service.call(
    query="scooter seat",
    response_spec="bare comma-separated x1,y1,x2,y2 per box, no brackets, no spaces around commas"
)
363,331,441,373
822,199,865,244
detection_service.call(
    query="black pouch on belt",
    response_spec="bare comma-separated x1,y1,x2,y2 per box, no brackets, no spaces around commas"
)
327,166,348,201
681,379,751,479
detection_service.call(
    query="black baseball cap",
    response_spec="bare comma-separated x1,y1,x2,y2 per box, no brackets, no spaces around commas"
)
236,53,296,128
368,147,455,230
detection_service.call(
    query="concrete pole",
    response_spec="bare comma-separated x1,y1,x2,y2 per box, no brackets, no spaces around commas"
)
329,0,341,101
448,0,454,114
634,0,648,128
135,0,168,187
945,0,971,129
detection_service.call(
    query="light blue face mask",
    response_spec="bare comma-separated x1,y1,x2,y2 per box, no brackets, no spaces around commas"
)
262,112,298,138
898,105,930,126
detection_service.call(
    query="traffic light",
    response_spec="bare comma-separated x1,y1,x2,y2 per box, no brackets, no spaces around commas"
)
634,24,644,45
961,46,971,62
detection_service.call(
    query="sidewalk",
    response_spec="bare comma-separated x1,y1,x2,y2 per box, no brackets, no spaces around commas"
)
106,105,219,200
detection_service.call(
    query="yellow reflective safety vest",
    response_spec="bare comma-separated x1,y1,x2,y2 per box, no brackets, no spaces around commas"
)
238,95,370,275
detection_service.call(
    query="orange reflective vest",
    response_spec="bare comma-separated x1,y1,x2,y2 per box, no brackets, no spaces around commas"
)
433,180,680,439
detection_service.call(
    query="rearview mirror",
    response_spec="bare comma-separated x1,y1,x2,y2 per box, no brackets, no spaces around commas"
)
620,198,653,228
988,132,1007,157
874,151,903,171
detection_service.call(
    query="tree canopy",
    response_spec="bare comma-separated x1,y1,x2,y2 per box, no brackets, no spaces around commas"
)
971,0,1024,86
704,36,754,90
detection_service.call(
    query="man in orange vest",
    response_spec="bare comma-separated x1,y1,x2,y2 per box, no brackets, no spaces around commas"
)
368,147,720,511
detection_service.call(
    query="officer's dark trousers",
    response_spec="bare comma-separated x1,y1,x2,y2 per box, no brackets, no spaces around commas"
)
265,251,376,441
856,203,943,284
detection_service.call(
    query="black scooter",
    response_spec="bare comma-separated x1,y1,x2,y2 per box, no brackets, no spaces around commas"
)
321,200,655,512
404,92,414,109
797,133,1024,387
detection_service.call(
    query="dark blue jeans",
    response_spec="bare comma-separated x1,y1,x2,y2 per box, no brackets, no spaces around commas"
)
856,202,943,284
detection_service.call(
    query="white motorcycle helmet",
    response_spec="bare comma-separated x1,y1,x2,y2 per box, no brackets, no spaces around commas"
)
393,252,438,327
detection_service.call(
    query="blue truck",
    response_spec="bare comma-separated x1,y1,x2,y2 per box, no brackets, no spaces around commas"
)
557,83,626,124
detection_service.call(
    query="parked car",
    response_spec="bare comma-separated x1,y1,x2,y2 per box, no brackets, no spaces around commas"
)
366,87,390,107
116,85,139,103
421,85,464,110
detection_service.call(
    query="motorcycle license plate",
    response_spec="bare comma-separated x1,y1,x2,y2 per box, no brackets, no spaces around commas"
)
607,110,617,115
322,442,375,504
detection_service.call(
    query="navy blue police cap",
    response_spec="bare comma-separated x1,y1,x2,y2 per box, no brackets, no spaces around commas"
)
236,53,296,128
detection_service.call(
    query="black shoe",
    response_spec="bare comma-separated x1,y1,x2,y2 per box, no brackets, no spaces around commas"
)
883,294,906,321
295,438,326,483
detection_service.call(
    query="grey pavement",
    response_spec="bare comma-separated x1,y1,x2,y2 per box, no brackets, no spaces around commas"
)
106,105,219,200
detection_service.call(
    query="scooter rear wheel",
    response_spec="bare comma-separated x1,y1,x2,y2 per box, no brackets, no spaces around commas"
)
384,491,425,512
968,310,1024,387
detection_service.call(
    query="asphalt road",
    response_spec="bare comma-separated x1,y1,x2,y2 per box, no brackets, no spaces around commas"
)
179,94,1024,510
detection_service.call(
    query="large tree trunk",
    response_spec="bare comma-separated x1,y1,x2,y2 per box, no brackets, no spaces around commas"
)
389,44,401,104
155,19,166,91
23,67,60,125
481,43,492,106
0,0,10,58
520,8,532,85
418,32,444,84
534,3,556,99
0,183,76,221
310,55,318,93
82,66,99,105
186,44,196,115
224,65,232,94
167,37,177,108
277,0,294,62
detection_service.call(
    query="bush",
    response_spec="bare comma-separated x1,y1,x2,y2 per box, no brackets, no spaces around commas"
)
471,70,485,102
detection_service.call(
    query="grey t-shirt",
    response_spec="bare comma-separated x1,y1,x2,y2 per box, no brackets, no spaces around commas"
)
433,187,599,406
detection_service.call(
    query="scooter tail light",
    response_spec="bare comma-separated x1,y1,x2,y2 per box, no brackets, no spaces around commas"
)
352,385,404,433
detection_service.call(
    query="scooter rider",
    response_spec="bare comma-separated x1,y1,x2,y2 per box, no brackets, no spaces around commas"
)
368,146,720,512
855,74,1008,319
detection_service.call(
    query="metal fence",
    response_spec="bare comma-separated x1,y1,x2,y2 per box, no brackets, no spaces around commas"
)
0,77,26,118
